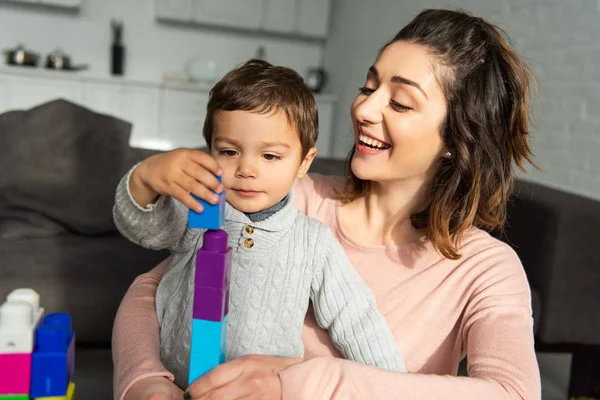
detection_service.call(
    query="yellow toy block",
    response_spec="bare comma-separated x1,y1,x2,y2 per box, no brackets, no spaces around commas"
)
33,382,74,400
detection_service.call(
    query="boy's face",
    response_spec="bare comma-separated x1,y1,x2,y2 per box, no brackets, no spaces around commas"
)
210,109,316,214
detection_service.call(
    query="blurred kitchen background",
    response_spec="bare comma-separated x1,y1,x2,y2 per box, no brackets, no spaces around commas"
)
1,0,599,201
0,0,335,154
1,1,599,399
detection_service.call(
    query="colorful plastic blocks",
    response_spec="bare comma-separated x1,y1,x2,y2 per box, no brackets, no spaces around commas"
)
0,289,75,399
189,229,232,385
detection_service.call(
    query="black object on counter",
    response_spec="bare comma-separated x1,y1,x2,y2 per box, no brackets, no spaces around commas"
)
111,19,125,76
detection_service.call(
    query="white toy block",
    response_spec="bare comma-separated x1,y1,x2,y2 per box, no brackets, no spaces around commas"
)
0,288,44,354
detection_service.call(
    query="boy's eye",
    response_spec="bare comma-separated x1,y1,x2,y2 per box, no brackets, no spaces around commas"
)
263,154,281,161
220,149,238,157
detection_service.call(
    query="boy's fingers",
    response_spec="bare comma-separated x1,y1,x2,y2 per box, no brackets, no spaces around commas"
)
182,163,223,194
184,179,221,206
187,150,222,177
173,187,204,213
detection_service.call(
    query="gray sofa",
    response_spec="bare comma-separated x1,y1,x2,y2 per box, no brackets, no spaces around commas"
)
1,100,599,399
0,100,169,399
497,180,600,397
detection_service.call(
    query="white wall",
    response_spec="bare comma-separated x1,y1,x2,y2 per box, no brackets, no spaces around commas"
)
0,0,324,83
324,0,600,201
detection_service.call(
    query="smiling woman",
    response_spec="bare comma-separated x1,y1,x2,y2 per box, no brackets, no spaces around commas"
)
342,13,536,260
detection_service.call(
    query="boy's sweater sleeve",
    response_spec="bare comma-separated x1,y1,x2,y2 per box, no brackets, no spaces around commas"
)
113,164,195,252
309,224,406,373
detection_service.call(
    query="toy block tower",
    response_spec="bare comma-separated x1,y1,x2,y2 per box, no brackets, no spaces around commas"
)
0,289,44,399
30,313,76,399
187,183,231,386
188,177,226,230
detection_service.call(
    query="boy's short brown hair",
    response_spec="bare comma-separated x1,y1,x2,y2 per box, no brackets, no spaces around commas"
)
203,59,318,157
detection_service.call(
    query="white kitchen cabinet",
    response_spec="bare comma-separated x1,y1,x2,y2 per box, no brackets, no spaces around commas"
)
0,0,38,4
0,68,336,156
42,0,81,7
119,86,161,149
160,115,207,149
155,0,331,38
315,99,334,157
297,0,331,38
0,0,80,8
83,82,122,117
155,0,193,21
83,81,161,149
162,87,209,115
192,0,264,30
0,75,9,112
159,88,209,149
1,75,83,111
262,0,296,33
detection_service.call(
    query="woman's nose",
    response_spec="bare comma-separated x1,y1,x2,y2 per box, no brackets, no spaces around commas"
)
354,91,384,125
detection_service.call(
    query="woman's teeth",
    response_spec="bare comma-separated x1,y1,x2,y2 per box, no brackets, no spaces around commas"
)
359,134,391,149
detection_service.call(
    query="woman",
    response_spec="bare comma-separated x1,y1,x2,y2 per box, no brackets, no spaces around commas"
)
113,8,541,400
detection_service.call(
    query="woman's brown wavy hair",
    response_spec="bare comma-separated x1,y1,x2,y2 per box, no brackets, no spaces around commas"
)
340,9,538,260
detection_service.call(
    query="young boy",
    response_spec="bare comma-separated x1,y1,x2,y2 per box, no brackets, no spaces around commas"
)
113,59,405,389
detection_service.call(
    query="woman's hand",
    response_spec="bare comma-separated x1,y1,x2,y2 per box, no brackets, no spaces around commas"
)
184,355,303,400
125,376,184,400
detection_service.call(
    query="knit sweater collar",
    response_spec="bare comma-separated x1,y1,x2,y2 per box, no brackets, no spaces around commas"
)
225,189,298,232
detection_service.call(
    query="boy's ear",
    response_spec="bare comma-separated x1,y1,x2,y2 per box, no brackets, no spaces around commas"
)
297,147,317,178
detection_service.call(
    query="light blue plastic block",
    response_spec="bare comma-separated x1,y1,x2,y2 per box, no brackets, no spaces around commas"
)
188,177,226,230
188,316,228,385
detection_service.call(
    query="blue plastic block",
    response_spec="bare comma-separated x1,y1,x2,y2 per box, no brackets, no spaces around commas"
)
30,313,75,398
188,177,226,230
188,316,228,385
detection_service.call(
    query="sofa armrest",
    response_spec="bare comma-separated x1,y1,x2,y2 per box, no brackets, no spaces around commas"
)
500,181,600,345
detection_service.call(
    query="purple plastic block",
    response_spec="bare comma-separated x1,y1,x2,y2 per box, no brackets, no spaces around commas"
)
195,229,232,289
192,286,227,321
224,283,230,316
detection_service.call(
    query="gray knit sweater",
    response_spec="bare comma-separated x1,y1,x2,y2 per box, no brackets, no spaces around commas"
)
114,168,406,389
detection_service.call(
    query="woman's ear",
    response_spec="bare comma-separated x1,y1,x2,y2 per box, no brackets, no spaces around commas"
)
297,147,317,178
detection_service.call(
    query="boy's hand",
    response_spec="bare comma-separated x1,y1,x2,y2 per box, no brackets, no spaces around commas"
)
130,149,224,212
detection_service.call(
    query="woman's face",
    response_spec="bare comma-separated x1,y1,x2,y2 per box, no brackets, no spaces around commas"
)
350,40,449,185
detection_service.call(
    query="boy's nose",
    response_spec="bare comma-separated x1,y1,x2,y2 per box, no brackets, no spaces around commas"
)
235,162,258,179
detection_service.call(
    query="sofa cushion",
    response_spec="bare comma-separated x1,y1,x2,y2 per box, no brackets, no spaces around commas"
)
0,99,138,236
0,233,169,344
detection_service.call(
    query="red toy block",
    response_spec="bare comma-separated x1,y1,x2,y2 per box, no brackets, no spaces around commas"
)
0,352,31,395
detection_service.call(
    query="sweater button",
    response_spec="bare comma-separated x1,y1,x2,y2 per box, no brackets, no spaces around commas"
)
244,238,254,248
245,225,254,234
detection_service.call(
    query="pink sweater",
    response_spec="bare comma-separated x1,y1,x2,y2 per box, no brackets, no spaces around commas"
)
112,174,541,400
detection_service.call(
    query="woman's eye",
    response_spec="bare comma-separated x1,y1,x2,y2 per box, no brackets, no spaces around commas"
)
358,86,375,95
263,154,281,161
220,150,238,157
390,100,412,112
